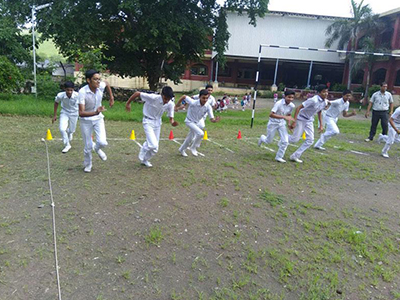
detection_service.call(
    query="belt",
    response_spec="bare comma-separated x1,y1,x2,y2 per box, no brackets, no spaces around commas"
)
144,115,156,120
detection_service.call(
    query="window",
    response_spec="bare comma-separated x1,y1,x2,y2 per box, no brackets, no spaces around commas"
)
191,64,208,76
237,68,255,79
218,66,231,77
353,69,364,84
395,70,400,86
372,68,386,85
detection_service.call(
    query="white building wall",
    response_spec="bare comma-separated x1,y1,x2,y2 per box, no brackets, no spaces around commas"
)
222,12,344,63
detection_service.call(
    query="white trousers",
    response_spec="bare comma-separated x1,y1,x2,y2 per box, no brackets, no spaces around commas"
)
382,124,400,154
261,122,289,160
289,119,314,159
80,118,107,167
59,113,78,146
180,121,204,151
139,122,161,162
314,116,339,148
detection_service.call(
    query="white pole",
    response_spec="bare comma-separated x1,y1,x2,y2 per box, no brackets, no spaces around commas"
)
214,61,218,83
32,6,37,97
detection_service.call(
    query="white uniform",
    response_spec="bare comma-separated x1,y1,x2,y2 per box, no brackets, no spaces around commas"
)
260,99,295,160
179,96,214,151
289,95,328,159
78,81,107,169
55,91,79,146
382,107,400,156
139,93,175,163
192,94,216,129
314,98,349,148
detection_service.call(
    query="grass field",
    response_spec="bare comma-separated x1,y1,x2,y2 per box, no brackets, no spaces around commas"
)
0,96,400,300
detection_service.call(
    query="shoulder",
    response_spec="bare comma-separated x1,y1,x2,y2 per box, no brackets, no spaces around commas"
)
56,91,66,98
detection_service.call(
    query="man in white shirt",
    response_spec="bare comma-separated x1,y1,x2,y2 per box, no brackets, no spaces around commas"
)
381,106,400,158
52,81,79,153
126,86,178,167
288,85,329,163
365,82,393,142
314,90,356,150
258,90,295,163
78,70,115,173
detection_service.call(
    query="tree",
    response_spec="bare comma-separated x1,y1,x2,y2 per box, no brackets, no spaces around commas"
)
6,0,268,91
325,0,375,89
0,56,24,92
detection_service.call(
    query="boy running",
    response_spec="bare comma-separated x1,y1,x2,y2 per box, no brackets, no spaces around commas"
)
258,90,295,163
381,106,400,158
126,86,178,167
314,90,356,150
52,81,79,153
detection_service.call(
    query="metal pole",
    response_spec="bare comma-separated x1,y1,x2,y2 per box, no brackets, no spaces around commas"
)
251,45,262,128
32,6,37,98
307,61,313,88
273,58,279,86
214,61,218,83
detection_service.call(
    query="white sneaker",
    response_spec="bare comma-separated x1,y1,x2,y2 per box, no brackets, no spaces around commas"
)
382,152,389,158
190,148,198,157
92,143,96,151
314,146,326,151
365,138,372,142
141,160,152,167
68,133,73,141
62,144,71,153
275,158,286,163
84,165,92,173
258,135,265,147
179,149,188,157
290,156,303,163
96,149,107,161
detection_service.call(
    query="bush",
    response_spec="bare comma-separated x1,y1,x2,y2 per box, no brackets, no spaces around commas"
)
353,86,365,93
36,74,63,98
331,83,347,92
278,82,285,91
0,56,24,93
368,85,381,97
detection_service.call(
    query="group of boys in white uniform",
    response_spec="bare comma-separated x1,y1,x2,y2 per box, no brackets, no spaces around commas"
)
258,85,357,163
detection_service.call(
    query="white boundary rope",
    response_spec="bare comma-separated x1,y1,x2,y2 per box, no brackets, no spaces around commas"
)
41,138,62,300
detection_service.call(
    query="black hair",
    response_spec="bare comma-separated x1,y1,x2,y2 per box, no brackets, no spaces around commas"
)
380,82,388,86
284,90,295,96
205,84,213,89
85,69,100,80
342,89,352,96
161,86,174,99
64,81,75,89
199,89,209,97
316,84,328,93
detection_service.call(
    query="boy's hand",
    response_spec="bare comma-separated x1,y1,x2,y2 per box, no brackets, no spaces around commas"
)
97,106,106,114
52,116,57,124
171,121,179,127
318,125,324,133
285,116,294,122
109,97,114,108
125,103,131,112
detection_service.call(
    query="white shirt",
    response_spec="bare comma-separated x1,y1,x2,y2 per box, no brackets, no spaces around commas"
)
370,91,393,111
55,91,79,115
297,95,328,122
78,81,106,120
184,96,214,123
325,98,349,119
391,107,400,125
269,99,295,125
192,94,216,118
141,92,175,126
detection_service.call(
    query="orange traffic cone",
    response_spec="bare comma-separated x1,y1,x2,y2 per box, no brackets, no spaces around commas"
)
169,130,174,140
237,130,242,139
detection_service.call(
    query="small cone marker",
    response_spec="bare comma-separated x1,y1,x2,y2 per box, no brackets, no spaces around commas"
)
203,131,208,140
169,130,174,140
46,129,53,140
302,132,306,140
237,130,242,139
130,130,136,140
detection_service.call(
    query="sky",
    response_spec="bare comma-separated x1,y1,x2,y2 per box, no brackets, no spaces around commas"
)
266,0,399,17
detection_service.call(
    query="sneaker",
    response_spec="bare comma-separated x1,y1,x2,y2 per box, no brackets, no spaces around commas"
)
179,149,188,157
92,143,96,151
84,165,92,173
290,156,303,163
62,144,71,153
141,160,153,167
381,152,389,158
96,149,107,161
365,138,372,142
314,146,326,151
68,133,73,141
275,158,286,163
258,135,265,147
190,148,199,157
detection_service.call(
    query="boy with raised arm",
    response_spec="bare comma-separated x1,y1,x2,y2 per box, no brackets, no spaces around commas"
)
258,90,295,163
288,85,329,163
52,81,79,153
176,89,220,157
126,86,178,167
314,90,356,150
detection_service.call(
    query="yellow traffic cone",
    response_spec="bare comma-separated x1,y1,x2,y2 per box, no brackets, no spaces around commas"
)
46,129,53,140
302,132,306,140
130,130,136,140
203,130,208,140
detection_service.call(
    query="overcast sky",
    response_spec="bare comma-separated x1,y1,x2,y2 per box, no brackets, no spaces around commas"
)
266,0,399,17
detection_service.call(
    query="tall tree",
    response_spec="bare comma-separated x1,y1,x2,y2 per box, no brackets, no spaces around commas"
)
7,0,268,91
325,0,375,89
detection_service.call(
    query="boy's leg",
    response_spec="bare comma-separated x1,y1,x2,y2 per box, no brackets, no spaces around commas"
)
142,122,160,162
93,118,108,161
180,122,195,152
368,110,380,140
59,113,70,146
314,117,339,148
290,121,314,159
67,114,78,141
187,122,204,150
261,123,278,144
275,124,289,160
381,111,389,136
288,120,306,144
80,120,93,169
382,126,397,156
